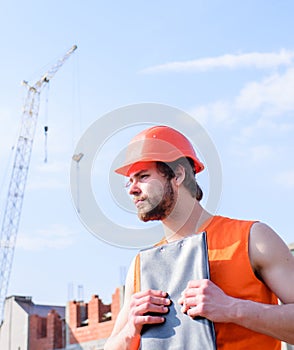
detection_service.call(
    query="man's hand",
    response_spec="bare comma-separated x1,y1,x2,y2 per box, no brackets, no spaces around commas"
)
178,279,235,323
127,289,171,337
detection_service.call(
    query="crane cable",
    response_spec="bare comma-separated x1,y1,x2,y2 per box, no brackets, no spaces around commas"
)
43,82,50,163
44,125,48,163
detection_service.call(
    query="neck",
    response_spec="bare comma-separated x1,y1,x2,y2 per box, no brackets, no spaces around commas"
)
162,198,212,242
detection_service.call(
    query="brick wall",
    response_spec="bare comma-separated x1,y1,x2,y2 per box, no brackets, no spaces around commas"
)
27,287,123,349
68,287,123,345
29,309,65,350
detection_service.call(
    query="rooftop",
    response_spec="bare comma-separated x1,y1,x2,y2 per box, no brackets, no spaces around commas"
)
9,295,65,319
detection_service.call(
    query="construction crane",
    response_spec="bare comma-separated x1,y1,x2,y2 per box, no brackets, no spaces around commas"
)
0,44,77,324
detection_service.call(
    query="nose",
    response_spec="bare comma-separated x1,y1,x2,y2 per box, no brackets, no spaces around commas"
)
128,180,141,196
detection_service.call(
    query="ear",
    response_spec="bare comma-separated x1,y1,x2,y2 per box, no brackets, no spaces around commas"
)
174,165,185,186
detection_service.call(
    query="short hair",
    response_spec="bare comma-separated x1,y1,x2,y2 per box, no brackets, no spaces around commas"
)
156,158,203,201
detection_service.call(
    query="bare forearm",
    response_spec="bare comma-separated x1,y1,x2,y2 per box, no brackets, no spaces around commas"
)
231,300,294,344
104,329,140,350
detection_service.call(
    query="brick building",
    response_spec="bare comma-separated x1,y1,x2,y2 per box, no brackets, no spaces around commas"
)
0,286,124,350
0,295,65,350
66,286,124,349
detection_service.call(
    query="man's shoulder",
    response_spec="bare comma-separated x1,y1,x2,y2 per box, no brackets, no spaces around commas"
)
208,215,257,227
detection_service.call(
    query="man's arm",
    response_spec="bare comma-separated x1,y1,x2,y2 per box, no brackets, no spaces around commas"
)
104,257,171,350
178,222,294,344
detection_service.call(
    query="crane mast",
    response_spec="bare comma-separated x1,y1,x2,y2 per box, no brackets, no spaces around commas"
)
0,45,77,324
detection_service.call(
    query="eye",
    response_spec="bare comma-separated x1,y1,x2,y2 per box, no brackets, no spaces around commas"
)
140,174,149,181
125,180,131,188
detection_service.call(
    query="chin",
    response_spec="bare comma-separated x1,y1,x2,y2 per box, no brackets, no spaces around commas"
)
141,217,161,222
139,212,167,222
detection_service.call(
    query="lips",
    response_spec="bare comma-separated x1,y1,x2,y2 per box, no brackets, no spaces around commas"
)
134,197,146,207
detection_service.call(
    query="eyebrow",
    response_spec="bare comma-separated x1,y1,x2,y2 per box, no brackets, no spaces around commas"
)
130,169,148,180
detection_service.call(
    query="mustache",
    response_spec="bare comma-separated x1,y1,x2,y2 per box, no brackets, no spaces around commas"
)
133,195,147,203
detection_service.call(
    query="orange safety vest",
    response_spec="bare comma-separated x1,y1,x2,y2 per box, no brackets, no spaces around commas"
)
134,215,281,350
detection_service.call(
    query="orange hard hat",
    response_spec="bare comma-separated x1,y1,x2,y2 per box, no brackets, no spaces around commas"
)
115,125,204,176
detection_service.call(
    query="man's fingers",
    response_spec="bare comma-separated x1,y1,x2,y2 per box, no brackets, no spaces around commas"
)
136,302,169,315
135,314,166,325
130,289,171,321
134,289,168,299
132,290,171,310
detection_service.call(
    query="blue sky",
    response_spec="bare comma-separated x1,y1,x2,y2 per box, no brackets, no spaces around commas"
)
0,1,294,306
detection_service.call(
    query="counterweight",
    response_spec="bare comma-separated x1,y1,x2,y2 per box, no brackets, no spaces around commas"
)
0,45,77,324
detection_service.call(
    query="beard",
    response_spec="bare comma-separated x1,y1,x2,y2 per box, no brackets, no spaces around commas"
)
138,180,175,222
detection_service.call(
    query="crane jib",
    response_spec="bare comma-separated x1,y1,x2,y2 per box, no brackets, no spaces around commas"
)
0,44,77,325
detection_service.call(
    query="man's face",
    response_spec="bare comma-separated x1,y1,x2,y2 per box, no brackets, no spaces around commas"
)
128,162,176,222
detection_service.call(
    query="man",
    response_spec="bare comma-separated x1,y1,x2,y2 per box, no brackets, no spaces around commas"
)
104,125,294,350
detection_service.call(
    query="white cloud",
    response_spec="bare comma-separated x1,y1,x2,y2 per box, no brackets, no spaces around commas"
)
27,177,67,191
17,224,75,251
35,161,69,174
187,64,294,174
235,67,294,114
230,144,275,164
190,100,234,126
0,110,19,156
249,145,273,163
141,50,294,74
239,118,294,140
190,64,294,135
275,170,294,188
26,161,69,190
